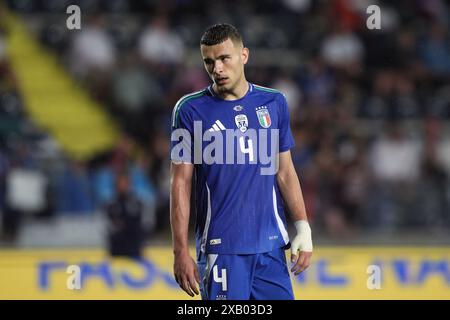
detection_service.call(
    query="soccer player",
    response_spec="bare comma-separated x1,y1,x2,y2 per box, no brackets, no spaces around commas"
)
170,23,313,300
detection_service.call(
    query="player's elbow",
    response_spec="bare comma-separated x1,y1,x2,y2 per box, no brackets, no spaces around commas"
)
276,168,289,187
276,165,297,187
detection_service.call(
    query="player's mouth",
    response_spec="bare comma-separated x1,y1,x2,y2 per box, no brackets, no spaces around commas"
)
215,77,229,85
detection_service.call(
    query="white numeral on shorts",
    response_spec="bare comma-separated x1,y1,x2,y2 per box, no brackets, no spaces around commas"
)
239,137,254,161
213,265,227,291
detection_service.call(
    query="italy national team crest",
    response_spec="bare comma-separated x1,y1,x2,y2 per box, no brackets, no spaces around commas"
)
235,114,248,132
256,106,271,128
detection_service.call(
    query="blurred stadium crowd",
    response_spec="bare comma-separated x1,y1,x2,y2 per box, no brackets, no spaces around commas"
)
1,0,450,246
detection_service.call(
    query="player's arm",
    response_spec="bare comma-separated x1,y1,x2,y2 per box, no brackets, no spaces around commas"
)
276,150,313,275
170,162,200,296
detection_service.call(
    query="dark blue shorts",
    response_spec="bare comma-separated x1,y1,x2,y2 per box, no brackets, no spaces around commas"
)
197,247,294,300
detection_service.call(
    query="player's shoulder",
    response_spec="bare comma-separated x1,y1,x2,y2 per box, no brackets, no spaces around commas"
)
173,88,209,111
171,88,208,126
251,83,286,100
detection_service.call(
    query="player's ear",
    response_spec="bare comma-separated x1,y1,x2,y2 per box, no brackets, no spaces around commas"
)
242,47,249,65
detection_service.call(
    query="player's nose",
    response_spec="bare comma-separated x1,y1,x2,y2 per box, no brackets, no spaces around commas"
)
213,60,224,73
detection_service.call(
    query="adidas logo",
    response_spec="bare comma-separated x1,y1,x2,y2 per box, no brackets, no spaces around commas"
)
208,120,226,132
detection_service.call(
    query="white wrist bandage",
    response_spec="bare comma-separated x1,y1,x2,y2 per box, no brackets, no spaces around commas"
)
291,220,313,254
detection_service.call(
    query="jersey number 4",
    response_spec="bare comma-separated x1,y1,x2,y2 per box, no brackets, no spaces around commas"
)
239,136,254,161
213,265,227,291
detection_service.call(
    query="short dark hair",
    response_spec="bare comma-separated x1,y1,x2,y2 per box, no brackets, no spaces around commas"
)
200,23,243,46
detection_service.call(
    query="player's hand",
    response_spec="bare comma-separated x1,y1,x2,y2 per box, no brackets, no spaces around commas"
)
173,252,201,297
290,220,313,275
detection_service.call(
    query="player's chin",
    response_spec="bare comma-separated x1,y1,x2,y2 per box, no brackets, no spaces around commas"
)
216,83,229,91
216,78,231,88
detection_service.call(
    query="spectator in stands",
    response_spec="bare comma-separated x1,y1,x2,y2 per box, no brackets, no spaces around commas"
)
3,142,49,241
272,71,302,116
69,15,116,78
148,129,171,233
419,22,450,77
105,171,144,258
392,74,421,119
301,57,336,107
56,161,93,214
366,124,422,230
321,24,364,73
360,69,395,119
138,15,185,66
417,118,449,228
369,124,422,183
112,53,159,115
111,52,164,139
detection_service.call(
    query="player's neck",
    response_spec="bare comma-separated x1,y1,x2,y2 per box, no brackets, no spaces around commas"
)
213,78,249,101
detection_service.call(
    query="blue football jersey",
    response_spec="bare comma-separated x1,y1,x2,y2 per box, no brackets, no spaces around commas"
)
170,83,295,255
